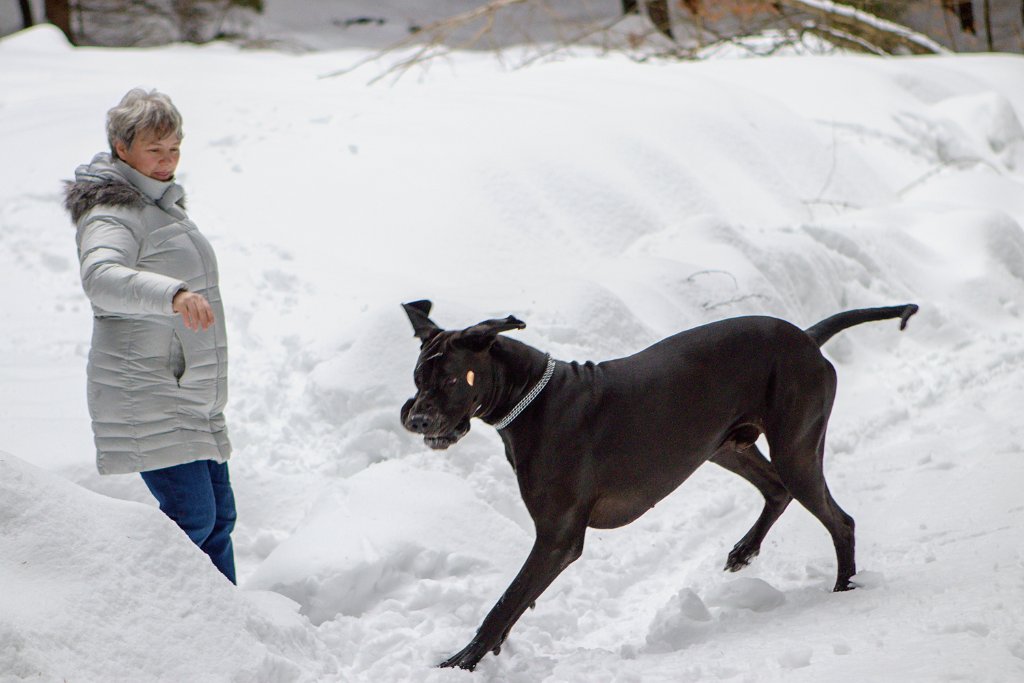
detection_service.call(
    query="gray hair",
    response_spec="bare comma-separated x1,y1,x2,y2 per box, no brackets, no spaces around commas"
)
106,88,184,157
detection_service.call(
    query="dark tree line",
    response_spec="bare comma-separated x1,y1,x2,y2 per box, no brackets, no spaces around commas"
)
16,0,263,46
13,0,1022,53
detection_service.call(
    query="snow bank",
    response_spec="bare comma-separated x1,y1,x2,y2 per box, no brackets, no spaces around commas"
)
0,451,337,682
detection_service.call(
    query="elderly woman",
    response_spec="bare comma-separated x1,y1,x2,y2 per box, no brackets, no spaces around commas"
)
64,88,236,583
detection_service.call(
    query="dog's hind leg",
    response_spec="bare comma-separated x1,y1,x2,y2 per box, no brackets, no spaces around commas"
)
711,444,792,572
769,426,856,592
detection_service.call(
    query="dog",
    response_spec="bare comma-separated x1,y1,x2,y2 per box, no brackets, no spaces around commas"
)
400,300,918,670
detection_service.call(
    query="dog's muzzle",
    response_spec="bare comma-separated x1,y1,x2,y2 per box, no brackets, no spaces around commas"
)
401,398,470,450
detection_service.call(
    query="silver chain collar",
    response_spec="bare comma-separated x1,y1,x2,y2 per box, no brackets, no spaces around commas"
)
493,355,556,431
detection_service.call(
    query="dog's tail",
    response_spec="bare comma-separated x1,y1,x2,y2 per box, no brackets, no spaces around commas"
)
804,304,919,347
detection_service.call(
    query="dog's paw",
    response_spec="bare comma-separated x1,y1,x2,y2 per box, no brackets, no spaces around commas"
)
724,544,759,572
438,641,489,671
832,578,856,592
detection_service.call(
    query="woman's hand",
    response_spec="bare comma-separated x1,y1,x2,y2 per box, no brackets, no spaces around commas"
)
172,290,215,331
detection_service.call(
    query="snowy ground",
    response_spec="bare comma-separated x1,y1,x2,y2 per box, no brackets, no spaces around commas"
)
1,16,1024,683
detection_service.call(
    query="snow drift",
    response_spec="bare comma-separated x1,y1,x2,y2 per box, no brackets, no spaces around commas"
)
0,451,337,682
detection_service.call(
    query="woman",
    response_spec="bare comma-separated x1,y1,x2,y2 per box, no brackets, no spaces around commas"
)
64,88,236,583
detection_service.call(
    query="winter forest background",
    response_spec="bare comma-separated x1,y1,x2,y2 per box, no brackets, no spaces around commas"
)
6,0,1024,54
1,1,1024,682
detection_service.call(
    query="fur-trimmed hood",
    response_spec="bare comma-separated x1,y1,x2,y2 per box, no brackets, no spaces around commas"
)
64,152,186,224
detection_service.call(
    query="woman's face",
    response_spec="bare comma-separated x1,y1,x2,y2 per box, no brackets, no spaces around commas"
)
115,130,180,181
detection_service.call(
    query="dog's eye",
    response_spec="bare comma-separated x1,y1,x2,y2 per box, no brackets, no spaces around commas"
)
444,376,458,387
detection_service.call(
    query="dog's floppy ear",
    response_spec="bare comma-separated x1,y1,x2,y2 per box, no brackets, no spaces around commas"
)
454,316,526,352
402,300,442,343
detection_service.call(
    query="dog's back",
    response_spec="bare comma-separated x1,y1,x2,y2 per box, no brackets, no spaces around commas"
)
515,316,832,527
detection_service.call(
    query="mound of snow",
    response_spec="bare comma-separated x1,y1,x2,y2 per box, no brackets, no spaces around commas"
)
927,91,1024,170
246,459,529,625
0,24,72,52
705,578,786,613
645,588,714,653
0,451,334,681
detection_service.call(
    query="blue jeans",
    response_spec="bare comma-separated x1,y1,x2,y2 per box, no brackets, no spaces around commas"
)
141,460,237,584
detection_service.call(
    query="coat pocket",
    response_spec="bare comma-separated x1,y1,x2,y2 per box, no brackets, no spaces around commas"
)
169,330,186,385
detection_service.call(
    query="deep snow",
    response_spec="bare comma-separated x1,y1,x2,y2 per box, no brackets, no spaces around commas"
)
1,16,1023,683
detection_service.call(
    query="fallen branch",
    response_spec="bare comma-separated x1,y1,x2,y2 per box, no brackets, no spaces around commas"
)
777,0,948,55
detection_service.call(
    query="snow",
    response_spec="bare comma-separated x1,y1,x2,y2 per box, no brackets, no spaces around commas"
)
2,15,1024,683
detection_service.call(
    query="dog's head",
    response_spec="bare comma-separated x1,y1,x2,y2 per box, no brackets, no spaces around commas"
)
401,300,525,450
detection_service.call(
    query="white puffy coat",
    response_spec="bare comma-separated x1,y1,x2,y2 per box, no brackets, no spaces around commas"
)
65,153,230,474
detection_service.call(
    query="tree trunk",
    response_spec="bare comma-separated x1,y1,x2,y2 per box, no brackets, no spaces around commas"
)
982,0,994,50
946,0,976,34
621,0,673,39
45,0,75,44
19,0,34,28
646,0,674,39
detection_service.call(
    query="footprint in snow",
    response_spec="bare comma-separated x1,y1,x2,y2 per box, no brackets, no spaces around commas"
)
778,645,813,669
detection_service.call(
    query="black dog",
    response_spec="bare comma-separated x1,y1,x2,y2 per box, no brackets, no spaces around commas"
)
401,300,918,671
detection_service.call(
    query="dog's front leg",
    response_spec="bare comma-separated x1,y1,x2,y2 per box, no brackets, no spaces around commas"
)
439,521,586,671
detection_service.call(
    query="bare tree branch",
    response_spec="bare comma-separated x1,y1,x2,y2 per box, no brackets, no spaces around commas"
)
321,0,949,85
320,0,534,80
